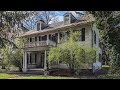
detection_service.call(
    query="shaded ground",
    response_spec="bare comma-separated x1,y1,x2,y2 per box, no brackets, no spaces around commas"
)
0,67,109,79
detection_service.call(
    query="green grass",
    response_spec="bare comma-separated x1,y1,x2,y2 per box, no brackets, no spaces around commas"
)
0,73,19,79
13,75,76,79
0,73,77,79
97,74,120,79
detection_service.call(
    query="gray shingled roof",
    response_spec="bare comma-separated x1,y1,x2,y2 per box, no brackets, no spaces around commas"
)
20,14,95,37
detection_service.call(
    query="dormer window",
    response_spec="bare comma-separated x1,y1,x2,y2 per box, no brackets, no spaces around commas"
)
64,14,70,25
64,13,77,25
37,22,41,31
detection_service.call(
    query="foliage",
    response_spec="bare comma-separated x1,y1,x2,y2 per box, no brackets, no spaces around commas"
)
0,46,13,70
88,11,120,73
0,38,23,71
0,11,35,48
10,38,23,72
48,32,96,75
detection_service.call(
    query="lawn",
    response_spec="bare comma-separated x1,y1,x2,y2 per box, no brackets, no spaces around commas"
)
0,73,77,79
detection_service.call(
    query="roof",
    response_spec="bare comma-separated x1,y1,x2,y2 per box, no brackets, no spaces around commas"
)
20,14,95,37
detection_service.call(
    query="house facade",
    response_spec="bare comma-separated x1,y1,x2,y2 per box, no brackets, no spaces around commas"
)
20,13,102,73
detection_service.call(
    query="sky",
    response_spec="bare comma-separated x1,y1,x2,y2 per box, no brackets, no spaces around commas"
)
56,11,84,22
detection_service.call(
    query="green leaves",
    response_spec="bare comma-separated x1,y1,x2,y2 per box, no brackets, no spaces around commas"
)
48,32,96,74
88,11,120,73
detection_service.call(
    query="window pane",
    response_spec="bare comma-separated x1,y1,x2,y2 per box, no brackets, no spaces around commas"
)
37,23,40,31
35,37,37,42
30,38,32,42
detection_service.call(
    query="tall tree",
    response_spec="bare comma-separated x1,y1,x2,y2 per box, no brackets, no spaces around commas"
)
23,11,59,30
0,11,35,48
88,11,120,73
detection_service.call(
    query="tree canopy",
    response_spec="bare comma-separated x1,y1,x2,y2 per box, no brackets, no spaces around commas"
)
88,11,120,73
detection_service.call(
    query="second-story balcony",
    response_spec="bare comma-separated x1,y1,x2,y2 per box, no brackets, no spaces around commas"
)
24,40,56,48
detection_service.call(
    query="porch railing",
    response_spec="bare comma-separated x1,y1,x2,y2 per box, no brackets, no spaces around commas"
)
24,40,56,48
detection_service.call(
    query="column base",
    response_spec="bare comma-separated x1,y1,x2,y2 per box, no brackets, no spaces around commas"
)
22,68,27,72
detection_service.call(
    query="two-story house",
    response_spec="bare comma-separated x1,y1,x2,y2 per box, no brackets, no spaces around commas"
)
20,12,102,74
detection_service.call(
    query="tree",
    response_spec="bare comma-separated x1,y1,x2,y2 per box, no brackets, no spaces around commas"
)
0,11,35,48
23,11,59,30
10,38,24,72
0,46,13,70
48,32,96,75
88,11,120,73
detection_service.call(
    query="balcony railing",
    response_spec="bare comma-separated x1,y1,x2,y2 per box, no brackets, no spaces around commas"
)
24,40,56,48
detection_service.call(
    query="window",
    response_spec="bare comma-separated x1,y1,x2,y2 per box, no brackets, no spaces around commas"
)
37,23,40,31
64,15,69,25
30,38,32,42
35,37,37,42
94,31,96,44
81,28,85,41
39,36,41,41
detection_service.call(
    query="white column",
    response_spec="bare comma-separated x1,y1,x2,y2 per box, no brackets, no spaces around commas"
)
58,33,60,43
44,50,47,70
47,34,49,45
23,51,27,72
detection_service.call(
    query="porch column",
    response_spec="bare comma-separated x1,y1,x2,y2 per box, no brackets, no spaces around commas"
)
58,32,60,43
44,50,47,70
23,51,27,72
47,34,49,45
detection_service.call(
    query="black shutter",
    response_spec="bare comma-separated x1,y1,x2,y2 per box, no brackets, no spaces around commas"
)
94,31,96,44
81,28,85,41
27,53,29,64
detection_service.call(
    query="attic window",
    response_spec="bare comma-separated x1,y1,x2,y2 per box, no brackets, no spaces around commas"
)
64,14,70,25
37,22,40,31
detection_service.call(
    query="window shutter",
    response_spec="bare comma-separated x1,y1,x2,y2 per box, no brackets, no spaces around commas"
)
94,31,96,44
81,28,85,41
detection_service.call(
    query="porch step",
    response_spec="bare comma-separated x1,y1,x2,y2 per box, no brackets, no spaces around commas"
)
24,69,45,75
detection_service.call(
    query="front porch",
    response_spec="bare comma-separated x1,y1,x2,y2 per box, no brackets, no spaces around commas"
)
22,50,48,74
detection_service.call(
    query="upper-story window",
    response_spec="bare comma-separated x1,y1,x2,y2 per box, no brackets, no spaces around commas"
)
30,38,32,42
81,28,85,41
35,37,37,42
94,31,96,44
37,22,40,31
64,14,70,25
